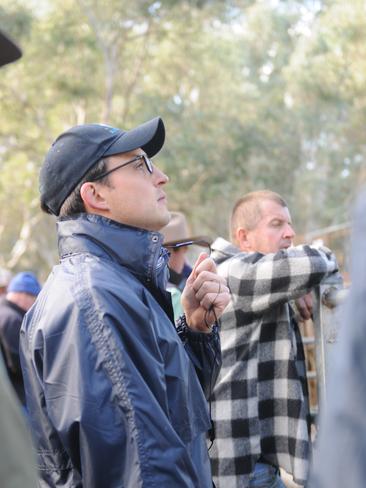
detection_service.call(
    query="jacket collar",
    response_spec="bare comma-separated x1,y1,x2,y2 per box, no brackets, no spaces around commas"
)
57,213,168,287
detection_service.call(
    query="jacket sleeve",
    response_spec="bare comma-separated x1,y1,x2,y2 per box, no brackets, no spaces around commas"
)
176,316,222,399
222,244,339,315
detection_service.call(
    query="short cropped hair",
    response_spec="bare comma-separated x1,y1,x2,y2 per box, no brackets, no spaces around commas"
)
230,190,288,244
44,158,111,217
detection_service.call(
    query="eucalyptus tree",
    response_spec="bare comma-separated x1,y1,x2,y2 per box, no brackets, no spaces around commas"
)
0,0,361,275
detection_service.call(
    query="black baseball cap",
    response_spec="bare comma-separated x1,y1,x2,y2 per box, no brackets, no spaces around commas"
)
40,117,165,216
0,29,22,67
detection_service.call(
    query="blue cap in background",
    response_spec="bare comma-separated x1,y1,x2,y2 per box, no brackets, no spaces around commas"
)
7,272,41,296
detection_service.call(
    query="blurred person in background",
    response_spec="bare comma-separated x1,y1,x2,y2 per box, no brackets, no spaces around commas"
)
0,27,38,488
0,272,41,405
308,191,366,488
0,267,12,295
161,211,212,320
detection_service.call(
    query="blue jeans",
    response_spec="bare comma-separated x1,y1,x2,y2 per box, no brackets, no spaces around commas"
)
249,462,286,488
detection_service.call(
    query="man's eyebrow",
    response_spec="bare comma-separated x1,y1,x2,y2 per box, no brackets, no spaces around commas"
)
269,217,284,222
269,216,293,225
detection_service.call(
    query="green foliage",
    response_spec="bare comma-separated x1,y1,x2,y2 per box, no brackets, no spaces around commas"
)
0,0,364,276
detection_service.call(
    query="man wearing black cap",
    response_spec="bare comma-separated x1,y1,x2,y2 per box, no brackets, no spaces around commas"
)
0,27,38,488
20,117,229,487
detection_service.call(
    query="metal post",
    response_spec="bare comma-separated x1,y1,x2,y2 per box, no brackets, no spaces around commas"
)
312,274,346,409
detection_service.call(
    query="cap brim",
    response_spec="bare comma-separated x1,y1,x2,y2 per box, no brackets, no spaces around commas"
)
0,30,22,67
104,117,165,159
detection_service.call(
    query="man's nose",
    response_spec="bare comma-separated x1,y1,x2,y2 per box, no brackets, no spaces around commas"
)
284,224,295,239
153,165,169,185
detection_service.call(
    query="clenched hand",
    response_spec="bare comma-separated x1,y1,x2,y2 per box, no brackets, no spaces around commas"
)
181,253,230,333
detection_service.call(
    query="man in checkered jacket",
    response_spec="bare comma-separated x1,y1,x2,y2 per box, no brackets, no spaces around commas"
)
209,190,339,488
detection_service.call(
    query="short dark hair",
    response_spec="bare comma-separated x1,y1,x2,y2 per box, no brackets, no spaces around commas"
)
42,158,110,217
230,190,288,244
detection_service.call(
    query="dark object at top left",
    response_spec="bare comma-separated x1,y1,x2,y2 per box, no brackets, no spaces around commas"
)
0,29,22,67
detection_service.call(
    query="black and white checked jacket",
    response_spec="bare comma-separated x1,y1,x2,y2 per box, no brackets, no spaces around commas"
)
209,238,339,488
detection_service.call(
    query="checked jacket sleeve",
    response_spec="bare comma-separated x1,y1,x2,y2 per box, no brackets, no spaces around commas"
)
221,244,339,316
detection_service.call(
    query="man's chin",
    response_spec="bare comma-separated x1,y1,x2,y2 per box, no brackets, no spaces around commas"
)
154,212,171,231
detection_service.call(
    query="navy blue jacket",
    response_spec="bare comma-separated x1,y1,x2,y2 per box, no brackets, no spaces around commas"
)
20,214,221,487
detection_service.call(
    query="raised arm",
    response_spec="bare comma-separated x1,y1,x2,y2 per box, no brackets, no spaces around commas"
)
222,245,339,315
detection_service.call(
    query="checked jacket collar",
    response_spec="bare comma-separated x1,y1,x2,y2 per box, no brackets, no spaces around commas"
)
209,238,339,488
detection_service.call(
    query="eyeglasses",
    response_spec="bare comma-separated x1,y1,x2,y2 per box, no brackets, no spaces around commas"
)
90,154,153,181
164,240,212,256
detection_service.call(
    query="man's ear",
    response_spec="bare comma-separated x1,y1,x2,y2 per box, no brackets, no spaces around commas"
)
80,182,109,212
236,227,252,252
